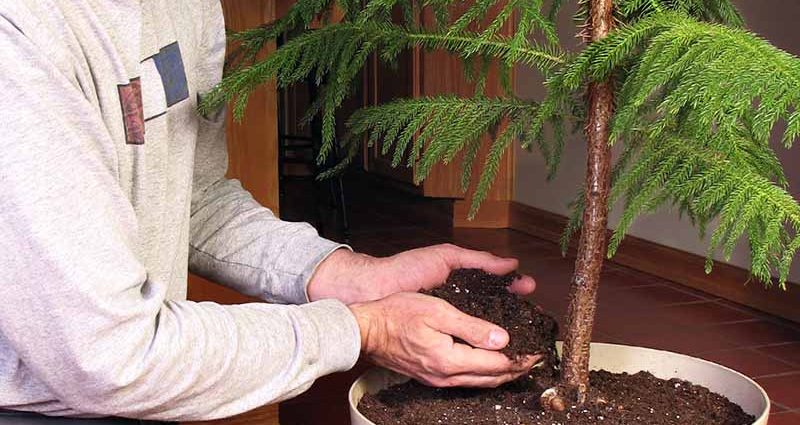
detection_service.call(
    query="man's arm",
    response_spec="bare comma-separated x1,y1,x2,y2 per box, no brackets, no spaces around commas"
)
0,15,359,421
188,1,346,304
189,168,346,304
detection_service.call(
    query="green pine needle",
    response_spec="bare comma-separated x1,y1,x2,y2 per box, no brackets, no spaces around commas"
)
202,0,800,287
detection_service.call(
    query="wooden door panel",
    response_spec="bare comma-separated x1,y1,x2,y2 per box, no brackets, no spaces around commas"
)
220,0,280,212
365,53,417,185
360,2,515,205
419,3,514,200
363,7,417,185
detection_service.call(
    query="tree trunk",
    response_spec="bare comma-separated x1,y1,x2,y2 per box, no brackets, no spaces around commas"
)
557,0,616,405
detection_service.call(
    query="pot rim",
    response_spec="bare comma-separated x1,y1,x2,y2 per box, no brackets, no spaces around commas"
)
348,342,771,425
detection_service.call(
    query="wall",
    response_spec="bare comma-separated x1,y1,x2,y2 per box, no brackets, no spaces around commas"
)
514,0,800,283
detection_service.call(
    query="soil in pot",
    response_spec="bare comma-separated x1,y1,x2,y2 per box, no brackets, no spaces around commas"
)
358,269,755,425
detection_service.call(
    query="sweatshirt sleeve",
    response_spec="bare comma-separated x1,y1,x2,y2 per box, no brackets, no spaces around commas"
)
188,0,348,305
0,11,360,422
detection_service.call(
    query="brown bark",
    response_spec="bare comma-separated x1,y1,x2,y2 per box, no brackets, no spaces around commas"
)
555,0,616,405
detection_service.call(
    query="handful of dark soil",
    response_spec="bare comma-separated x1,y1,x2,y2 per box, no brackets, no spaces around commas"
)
359,269,755,425
422,268,559,371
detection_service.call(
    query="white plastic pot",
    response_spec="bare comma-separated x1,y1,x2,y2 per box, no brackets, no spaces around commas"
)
349,343,771,425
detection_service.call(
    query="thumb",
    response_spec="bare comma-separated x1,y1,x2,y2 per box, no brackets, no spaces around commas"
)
432,301,510,351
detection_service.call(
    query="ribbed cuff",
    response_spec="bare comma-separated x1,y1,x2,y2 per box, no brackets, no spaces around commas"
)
300,299,361,374
273,230,351,304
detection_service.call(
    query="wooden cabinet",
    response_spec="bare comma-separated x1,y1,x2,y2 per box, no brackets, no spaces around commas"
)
361,5,515,227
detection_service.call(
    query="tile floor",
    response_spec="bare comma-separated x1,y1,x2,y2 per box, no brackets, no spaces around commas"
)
278,177,800,425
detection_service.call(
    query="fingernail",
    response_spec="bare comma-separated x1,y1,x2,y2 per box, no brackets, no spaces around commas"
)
489,329,507,348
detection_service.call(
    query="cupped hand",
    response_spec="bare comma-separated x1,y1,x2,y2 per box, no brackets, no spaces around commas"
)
349,292,540,388
309,243,536,304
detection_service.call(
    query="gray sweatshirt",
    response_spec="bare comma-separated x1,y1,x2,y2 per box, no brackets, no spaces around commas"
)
0,0,361,421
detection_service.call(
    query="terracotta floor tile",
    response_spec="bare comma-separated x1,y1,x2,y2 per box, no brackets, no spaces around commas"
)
698,348,798,378
646,283,715,303
756,373,800,409
528,264,573,289
545,307,569,323
516,249,575,270
772,403,788,413
601,265,665,288
599,284,707,312
530,292,570,320
601,281,665,296
519,259,575,291
449,228,552,252
485,242,564,262
661,301,759,326
618,327,744,355
758,342,800,367
594,304,683,337
528,285,570,304
712,321,800,347
472,241,563,265
592,331,630,345
768,410,800,425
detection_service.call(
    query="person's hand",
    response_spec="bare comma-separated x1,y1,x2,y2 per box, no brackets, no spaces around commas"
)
349,292,540,388
308,243,536,304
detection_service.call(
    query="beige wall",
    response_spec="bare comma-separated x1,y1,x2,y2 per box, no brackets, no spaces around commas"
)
514,0,800,283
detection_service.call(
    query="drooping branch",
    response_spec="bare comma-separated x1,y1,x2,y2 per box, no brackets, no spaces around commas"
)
205,0,800,291
549,10,800,286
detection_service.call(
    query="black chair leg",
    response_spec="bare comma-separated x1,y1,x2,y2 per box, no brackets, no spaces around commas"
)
336,174,350,243
326,139,350,243
276,30,349,240
312,176,326,236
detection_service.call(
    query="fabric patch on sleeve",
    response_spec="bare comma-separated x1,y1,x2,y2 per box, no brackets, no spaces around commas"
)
153,41,189,107
118,77,145,145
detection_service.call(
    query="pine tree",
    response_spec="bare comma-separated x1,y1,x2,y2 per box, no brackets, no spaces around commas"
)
201,0,800,408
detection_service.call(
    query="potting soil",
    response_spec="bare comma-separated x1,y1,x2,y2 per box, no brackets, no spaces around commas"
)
359,269,755,425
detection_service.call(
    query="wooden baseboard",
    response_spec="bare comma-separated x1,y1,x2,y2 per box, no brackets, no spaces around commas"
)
509,201,800,324
454,200,511,228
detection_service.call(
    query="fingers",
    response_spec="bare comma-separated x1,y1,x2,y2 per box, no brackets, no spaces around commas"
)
434,244,537,295
448,344,540,376
508,274,537,295
430,300,509,350
362,292,544,390
423,371,529,388
422,349,540,388
436,244,518,276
